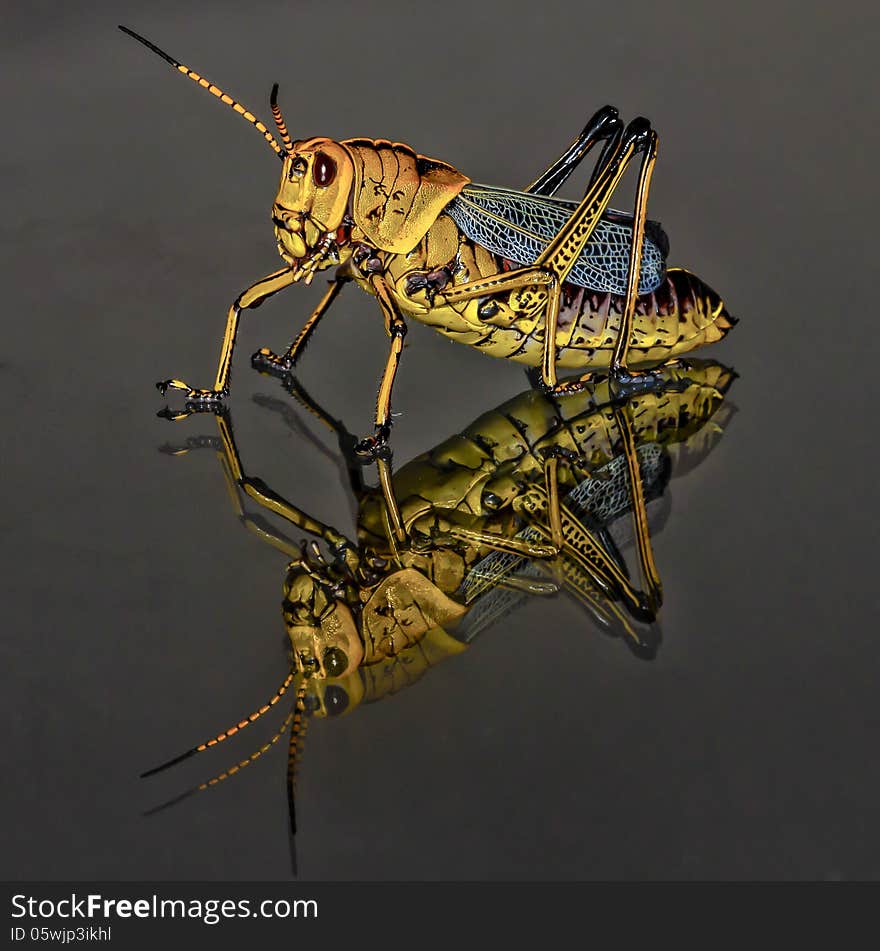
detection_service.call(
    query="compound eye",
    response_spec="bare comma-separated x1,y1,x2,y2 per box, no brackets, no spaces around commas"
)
312,151,336,188
288,156,307,181
323,647,348,677
322,685,349,717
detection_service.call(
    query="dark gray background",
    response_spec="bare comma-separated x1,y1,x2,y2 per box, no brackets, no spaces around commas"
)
2,0,877,880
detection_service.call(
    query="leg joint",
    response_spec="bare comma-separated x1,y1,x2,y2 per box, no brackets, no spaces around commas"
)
623,117,655,152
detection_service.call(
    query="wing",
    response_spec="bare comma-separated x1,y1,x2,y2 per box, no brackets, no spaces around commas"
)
444,183,667,295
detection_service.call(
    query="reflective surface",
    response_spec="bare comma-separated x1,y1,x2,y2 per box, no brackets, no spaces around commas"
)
3,0,878,880
138,362,736,858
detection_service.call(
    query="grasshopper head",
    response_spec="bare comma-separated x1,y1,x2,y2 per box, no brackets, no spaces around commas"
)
282,561,364,680
273,139,354,269
281,543,467,717
282,560,365,719
292,564,469,719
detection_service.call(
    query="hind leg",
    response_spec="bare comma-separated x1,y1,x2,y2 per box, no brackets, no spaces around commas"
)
551,127,660,397
526,106,622,197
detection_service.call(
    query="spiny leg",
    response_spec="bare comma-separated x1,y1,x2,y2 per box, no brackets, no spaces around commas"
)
537,446,652,626
375,457,407,547
161,408,358,559
612,399,662,612
158,413,298,554
354,274,408,461
172,411,360,574
443,120,649,307
553,126,661,397
513,481,653,622
610,129,658,383
557,557,660,658
543,454,564,550
536,119,654,390
252,274,348,378
212,412,358,568
216,445,304,559
526,105,622,197
534,119,653,290
432,524,557,560
442,120,653,391
157,266,296,415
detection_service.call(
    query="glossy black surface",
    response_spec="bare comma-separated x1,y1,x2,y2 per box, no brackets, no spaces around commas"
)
3,0,877,880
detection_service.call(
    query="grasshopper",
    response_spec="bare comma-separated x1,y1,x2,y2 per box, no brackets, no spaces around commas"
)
143,360,736,835
121,27,736,456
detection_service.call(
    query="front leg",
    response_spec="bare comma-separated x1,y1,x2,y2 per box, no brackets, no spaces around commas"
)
354,274,407,461
157,266,296,416
251,274,348,378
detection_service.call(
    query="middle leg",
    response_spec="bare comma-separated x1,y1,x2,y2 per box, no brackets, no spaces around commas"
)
353,274,409,460
252,274,348,378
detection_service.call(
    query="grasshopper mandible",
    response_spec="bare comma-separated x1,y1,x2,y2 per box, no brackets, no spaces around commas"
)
121,27,736,456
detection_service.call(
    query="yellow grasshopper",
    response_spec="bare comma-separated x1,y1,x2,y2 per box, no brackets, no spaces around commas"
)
121,27,736,456
142,360,736,839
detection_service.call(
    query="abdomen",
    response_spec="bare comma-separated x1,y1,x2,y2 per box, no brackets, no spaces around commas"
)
552,267,736,369
421,267,736,370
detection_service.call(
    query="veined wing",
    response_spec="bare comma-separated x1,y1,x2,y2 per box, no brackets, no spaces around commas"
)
458,444,667,616
445,183,667,295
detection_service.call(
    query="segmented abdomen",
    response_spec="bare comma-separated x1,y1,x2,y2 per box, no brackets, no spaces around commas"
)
434,267,735,370
553,267,736,368
357,360,734,543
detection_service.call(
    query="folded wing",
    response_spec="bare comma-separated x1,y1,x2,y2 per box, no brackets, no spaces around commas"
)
445,183,667,295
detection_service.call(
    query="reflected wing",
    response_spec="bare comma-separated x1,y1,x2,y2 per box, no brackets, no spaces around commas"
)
459,445,668,605
445,183,667,295
456,445,669,643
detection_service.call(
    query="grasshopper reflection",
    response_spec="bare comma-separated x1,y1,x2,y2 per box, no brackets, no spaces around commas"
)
144,360,736,830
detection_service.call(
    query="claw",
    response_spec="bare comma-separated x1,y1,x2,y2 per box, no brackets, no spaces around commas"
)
156,378,191,396
185,389,226,406
156,386,226,421
156,378,226,406
251,348,294,378
609,367,679,399
157,407,194,422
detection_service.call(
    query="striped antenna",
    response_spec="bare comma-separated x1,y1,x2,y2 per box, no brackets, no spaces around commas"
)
140,670,295,778
286,678,311,837
143,708,296,817
119,26,284,158
270,84,294,154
